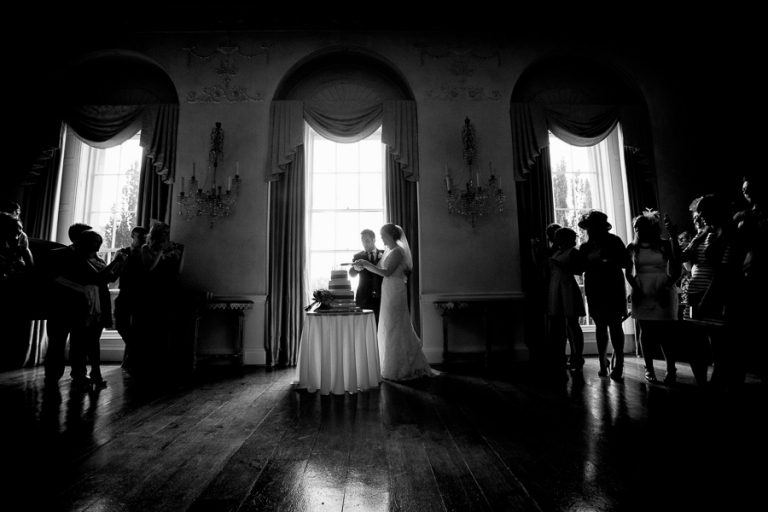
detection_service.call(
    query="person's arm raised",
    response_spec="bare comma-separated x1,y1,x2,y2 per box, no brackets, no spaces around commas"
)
355,248,403,278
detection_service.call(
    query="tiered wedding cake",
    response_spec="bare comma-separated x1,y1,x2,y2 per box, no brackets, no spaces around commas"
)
325,269,361,312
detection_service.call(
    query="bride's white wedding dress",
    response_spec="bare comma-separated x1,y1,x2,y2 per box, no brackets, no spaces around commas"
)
377,247,432,381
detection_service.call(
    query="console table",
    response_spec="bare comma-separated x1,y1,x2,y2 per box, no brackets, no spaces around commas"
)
293,310,381,395
433,295,524,367
193,298,254,370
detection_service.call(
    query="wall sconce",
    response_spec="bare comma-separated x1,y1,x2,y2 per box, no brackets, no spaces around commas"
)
177,122,243,227
444,118,505,227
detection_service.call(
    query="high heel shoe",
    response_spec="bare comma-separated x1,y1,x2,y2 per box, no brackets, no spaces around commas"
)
610,366,624,379
663,369,677,385
645,370,658,383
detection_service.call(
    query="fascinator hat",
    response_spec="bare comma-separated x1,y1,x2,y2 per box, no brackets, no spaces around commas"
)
577,210,612,230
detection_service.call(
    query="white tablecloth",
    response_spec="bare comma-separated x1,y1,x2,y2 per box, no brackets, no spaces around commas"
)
293,311,381,395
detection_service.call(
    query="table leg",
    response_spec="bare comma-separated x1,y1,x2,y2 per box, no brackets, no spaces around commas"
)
236,310,246,367
442,311,449,364
193,310,202,372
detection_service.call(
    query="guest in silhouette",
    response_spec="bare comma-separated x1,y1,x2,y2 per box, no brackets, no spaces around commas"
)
69,230,125,388
349,229,383,323
1,212,33,284
132,221,184,376
578,210,631,378
1,213,35,371
730,171,766,387
625,210,680,385
666,194,739,390
533,222,587,371
113,226,148,371
546,227,586,380
44,223,97,388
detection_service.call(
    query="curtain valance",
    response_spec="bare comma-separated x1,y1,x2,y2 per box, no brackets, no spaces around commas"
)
267,100,419,182
63,103,179,185
304,101,382,143
66,104,145,149
511,102,624,180
511,101,654,181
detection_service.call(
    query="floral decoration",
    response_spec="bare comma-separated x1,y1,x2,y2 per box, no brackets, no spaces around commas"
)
305,289,333,311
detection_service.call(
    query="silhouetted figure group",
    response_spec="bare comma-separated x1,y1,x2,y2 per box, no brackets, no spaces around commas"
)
1,211,184,390
534,172,764,393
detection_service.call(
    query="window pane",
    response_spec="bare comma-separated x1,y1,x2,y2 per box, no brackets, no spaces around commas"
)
552,173,598,211
312,174,336,209
310,212,337,250
92,175,120,212
314,140,336,173
360,212,385,240
337,143,359,174
359,175,383,209
360,141,383,173
336,175,359,209
336,212,361,251
309,252,335,291
88,211,114,236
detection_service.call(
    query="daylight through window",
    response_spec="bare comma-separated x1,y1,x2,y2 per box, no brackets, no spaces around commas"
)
73,132,143,287
549,125,631,327
306,125,385,295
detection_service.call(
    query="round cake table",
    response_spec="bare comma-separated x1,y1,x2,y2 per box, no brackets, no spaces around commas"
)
293,310,381,395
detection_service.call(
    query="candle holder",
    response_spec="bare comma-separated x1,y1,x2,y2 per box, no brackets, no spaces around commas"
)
445,171,505,227
177,122,243,227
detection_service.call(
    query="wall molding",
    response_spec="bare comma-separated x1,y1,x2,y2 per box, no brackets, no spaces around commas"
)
184,38,268,104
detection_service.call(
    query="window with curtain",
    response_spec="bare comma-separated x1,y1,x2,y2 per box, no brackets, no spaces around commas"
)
71,130,143,287
306,125,385,294
549,124,631,327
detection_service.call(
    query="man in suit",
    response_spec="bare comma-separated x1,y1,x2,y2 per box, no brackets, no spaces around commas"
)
349,229,383,323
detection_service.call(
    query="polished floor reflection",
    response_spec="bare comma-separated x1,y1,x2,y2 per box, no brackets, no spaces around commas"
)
2,357,761,511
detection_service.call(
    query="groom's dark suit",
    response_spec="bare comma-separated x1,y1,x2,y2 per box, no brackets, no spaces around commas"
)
349,249,383,323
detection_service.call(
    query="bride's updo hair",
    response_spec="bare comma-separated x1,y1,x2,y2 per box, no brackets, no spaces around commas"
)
381,223,401,240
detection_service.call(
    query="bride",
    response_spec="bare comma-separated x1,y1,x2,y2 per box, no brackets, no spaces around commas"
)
355,224,431,381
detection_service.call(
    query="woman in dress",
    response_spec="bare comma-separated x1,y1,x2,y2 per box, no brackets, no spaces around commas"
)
625,211,679,384
666,195,737,389
355,224,431,381
578,210,632,378
546,227,586,379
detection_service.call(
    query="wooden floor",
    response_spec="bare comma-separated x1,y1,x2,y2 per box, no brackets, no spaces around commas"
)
2,357,762,512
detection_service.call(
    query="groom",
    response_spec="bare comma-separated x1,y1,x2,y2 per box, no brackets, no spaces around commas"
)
349,229,383,323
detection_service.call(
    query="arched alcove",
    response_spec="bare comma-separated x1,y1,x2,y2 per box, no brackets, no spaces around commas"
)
61,50,179,106
274,47,414,102
266,47,421,366
510,55,656,369
511,55,643,105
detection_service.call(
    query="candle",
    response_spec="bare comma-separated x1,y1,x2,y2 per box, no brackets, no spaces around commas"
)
476,173,480,186
445,176,451,192
192,161,196,177
228,176,232,191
